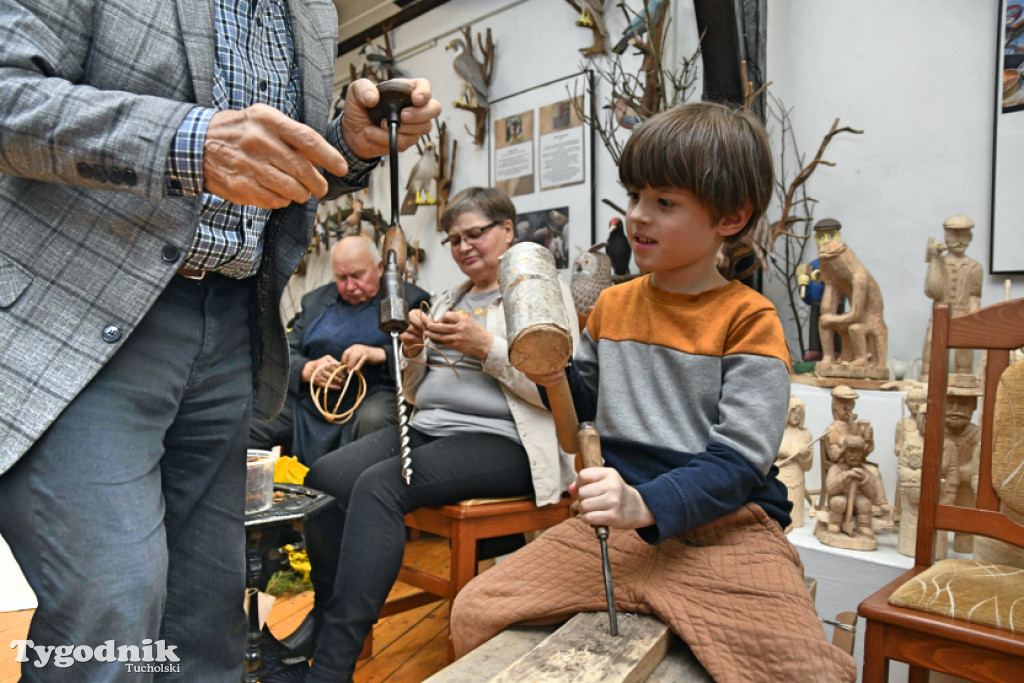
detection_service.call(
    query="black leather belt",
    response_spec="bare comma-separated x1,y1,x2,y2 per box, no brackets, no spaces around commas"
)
176,267,206,280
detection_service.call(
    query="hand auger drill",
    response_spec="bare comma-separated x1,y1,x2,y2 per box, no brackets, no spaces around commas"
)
498,242,618,636
368,80,415,485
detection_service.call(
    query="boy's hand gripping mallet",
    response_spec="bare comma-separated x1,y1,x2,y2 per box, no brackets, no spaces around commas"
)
498,242,618,636
368,80,415,484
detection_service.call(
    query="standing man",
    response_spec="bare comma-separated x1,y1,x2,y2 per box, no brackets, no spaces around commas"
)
922,215,983,381
250,236,430,463
0,1,440,680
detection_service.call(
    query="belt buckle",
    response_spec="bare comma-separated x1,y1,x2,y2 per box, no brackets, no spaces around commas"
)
177,267,206,281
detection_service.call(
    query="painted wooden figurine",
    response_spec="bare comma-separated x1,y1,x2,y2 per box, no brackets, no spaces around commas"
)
812,218,889,381
921,215,983,383
776,395,814,530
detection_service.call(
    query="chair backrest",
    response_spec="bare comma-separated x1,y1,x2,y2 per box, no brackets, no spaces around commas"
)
915,299,1024,567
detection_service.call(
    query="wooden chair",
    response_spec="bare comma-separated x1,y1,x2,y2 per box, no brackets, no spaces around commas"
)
857,299,1024,682
378,494,574,661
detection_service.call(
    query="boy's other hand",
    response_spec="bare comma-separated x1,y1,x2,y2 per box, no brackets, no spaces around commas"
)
571,467,655,530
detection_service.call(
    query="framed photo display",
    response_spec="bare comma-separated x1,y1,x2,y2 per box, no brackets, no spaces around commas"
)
489,71,595,271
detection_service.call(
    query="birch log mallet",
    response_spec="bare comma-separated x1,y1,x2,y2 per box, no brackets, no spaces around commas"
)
498,242,618,636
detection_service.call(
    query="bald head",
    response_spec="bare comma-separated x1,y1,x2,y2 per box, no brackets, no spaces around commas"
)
332,236,383,305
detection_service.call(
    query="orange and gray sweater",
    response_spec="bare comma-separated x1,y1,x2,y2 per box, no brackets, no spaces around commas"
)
560,276,794,543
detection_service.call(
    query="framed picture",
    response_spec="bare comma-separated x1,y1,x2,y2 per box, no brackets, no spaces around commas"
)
489,71,595,272
992,1,1024,273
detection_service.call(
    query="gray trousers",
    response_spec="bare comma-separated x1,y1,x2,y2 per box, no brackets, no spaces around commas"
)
0,274,253,682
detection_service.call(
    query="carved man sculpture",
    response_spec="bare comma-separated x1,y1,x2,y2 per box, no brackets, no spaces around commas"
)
897,404,958,557
813,218,889,380
921,215,983,382
776,396,814,530
816,385,892,550
945,392,981,553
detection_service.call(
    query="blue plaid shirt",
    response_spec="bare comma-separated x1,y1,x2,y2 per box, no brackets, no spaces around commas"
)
165,0,377,278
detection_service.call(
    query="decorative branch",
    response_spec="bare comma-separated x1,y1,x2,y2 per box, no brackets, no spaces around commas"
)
771,117,863,243
434,120,458,229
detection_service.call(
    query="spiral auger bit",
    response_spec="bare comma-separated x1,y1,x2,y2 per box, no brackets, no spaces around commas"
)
370,80,415,484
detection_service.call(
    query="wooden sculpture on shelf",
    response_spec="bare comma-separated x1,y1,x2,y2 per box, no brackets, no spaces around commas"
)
896,403,959,557
775,395,814,530
814,385,893,551
921,214,984,384
812,218,890,381
944,387,982,554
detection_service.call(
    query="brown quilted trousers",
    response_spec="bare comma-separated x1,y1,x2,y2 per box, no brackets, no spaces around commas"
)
450,504,856,682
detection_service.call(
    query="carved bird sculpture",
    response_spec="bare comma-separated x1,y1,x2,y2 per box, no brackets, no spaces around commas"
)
570,242,613,316
404,142,438,206
605,217,631,276
445,38,488,107
611,97,640,129
573,0,609,55
612,0,665,54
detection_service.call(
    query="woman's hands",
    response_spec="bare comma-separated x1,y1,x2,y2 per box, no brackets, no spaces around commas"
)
421,312,494,361
399,308,429,357
571,467,655,530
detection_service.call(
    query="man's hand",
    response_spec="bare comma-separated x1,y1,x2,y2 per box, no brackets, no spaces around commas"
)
424,312,494,361
302,355,345,389
341,344,386,372
570,467,655,530
341,78,441,160
204,104,348,208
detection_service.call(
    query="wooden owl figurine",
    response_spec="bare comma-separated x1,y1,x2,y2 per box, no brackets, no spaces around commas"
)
570,242,612,317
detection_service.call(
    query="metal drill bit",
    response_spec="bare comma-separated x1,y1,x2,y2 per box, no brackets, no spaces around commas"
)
578,421,618,636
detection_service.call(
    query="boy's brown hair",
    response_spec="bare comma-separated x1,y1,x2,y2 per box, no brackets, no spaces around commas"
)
618,102,774,240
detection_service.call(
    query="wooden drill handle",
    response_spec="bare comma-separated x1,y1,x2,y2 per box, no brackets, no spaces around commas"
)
577,422,603,470
366,79,414,126
545,376,580,454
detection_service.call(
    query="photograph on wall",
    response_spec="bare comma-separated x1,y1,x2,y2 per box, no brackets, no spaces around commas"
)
1001,2,1024,111
493,110,535,197
992,1,1024,272
489,71,595,270
515,206,570,270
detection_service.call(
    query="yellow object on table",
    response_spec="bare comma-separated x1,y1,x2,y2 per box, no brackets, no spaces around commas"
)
274,455,309,485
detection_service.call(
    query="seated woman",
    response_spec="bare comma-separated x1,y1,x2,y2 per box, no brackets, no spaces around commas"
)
289,187,579,683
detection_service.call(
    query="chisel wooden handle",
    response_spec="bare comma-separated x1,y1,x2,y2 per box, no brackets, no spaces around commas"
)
577,421,603,470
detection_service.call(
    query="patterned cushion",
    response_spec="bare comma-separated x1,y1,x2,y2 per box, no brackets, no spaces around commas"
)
992,360,1024,516
888,559,1024,634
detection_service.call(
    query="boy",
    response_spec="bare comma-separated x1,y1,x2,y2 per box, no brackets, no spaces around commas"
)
449,103,856,681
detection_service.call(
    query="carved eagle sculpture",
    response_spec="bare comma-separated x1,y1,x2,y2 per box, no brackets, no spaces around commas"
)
570,242,613,318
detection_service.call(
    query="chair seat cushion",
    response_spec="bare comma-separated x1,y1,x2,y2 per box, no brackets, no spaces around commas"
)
888,558,1024,634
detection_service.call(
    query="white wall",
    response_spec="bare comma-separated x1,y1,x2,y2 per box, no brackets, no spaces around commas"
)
330,0,1020,367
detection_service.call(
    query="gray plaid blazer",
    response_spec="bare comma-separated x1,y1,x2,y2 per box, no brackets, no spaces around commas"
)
0,0,347,474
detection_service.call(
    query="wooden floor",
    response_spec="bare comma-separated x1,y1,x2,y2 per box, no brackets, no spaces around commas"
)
0,533,461,683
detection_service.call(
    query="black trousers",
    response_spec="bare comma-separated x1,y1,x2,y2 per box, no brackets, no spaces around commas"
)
302,425,534,680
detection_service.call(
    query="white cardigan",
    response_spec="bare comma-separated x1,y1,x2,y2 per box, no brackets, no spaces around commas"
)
401,277,580,506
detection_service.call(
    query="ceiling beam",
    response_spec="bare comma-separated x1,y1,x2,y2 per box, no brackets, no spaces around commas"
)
337,0,453,57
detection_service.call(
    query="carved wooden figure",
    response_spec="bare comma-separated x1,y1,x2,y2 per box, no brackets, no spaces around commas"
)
944,391,981,554
812,218,889,381
921,215,984,383
897,404,958,557
776,396,814,530
814,385,893,551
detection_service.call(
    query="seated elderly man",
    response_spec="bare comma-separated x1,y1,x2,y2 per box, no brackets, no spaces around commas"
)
249,235,430,464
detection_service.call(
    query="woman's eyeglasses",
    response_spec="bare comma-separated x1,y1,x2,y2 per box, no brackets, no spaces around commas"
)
441,220,500,248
